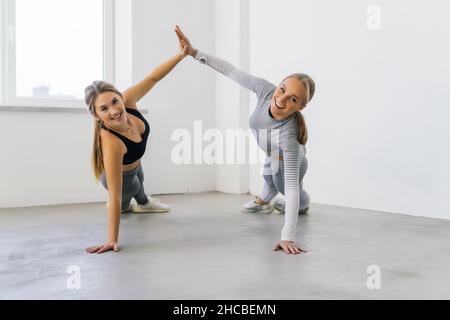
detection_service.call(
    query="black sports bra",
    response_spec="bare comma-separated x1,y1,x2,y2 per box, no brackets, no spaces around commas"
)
101,108,150,165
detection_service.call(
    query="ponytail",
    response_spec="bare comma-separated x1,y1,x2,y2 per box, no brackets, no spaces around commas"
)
284,73,315,145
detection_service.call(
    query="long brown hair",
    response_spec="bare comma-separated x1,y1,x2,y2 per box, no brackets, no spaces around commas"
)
284,73,315,145
84,80,124,182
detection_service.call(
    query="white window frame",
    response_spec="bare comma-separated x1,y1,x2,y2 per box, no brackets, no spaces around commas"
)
0,0,114,111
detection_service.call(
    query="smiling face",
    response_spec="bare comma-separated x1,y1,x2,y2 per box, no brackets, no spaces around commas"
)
93,91,128,129
270,77,308,120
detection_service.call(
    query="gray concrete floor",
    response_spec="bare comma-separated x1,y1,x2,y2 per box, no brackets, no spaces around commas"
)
1,191,450,300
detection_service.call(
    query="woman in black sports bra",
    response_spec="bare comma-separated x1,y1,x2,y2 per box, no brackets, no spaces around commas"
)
83,31,189,254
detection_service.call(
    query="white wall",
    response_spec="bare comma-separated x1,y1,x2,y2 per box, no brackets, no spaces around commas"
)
0,111,99,207
0,0,215,208
213,0,250,194
248,0,450,219
3,0,449,222
131,0,216,195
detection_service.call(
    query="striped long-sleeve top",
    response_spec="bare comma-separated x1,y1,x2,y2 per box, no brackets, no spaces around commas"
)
195,50,306,241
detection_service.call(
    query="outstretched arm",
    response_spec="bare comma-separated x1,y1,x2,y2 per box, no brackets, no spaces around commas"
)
175,25,275,98
123,34,188,106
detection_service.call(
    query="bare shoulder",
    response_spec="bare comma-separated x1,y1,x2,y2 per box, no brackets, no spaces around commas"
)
100,128,127,155
100,131,124,196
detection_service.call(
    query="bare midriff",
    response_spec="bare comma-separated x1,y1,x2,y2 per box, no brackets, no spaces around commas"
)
122,159,141,172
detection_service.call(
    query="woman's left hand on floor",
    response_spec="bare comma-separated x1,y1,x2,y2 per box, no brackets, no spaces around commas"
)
85,241,119,254
273,241,307,255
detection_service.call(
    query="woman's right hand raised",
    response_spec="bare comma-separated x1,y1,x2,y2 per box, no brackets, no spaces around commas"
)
174,25,198,57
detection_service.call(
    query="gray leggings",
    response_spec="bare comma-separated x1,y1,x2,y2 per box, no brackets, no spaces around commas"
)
100,164,149,210
261,157,310,210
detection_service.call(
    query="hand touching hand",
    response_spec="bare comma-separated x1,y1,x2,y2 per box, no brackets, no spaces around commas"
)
177,33,189,58
174,25,198,57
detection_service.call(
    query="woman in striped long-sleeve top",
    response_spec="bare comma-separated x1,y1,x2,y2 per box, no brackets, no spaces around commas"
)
175,26,315,255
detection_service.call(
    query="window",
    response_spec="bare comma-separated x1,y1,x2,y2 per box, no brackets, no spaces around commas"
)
0,0,114,109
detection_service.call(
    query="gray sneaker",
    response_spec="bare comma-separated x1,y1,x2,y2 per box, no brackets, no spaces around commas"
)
241,198,274,214
273,198,309,215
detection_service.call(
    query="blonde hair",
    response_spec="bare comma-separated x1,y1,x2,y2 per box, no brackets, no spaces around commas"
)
284,73,315,145
84,80,124,182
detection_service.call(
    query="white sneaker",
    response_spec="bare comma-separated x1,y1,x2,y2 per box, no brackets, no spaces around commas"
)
273,198,309,215
241,197,274,214
132,196,171,213
273,198,285,213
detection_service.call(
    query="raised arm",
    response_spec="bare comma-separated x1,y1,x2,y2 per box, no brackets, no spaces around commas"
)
123,33,189,107
86,135,124,254
175,25,275,99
